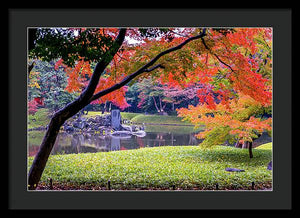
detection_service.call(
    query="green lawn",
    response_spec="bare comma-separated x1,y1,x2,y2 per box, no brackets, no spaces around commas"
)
83,111,141,120
144,125,199,134
28,143,272,190
130,114,191,125
28,108,51,129
120,112,140,120
82,111,110,118
255,142,272,150
128,113,203,133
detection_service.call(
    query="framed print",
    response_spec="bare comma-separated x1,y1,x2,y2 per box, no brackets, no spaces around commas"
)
8,8,292,210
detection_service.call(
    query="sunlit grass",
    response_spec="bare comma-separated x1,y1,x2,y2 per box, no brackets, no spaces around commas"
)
144,124,201,134
28,143,272,190
131,114,192,125
255,142,272,150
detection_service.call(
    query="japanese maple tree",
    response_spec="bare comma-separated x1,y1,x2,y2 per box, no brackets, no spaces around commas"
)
175,28,272,158
27,27,272,189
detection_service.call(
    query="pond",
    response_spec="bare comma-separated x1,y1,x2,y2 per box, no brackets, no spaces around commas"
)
28,125,203,156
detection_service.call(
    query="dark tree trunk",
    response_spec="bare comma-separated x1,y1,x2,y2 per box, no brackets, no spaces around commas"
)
249,141,253,158
28,29,127,190
28,95,97,189
28,28,38,51
27,28,207,190
28,62,35,78
28,113,65,189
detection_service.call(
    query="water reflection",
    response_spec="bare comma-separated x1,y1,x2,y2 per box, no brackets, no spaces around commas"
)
28,130,202,156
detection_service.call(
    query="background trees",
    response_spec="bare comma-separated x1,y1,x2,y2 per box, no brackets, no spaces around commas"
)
28,60,78,114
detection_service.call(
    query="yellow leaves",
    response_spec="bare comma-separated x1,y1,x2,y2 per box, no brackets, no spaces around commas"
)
28,71,41,89
28,71,40,79
178,90,272,144
28,81,40,89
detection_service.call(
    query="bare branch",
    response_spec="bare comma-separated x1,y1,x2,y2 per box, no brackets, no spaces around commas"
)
54,28,127,121
145,64,165,72
74,28,126,104
89,29,207,102
201,37,235,73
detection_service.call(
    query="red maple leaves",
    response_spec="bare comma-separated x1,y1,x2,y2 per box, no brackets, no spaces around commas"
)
54,27,272,139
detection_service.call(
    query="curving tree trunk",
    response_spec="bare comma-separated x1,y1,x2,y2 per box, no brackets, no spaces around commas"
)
28,28,207,189
248,141,253,158
28,29,127,189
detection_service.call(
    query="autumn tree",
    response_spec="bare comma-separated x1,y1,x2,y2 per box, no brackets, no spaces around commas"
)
27,27,272,189
176,28,272,158
178,93,272,158
27,27,207,189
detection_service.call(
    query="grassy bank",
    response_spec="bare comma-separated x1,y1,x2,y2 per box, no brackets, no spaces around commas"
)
83,111,192,125
29,110,195,128
130,114,191,125
28,143,272,190
255,142,272,150
28,108,51,129
84,111,201,133
123,113,202,133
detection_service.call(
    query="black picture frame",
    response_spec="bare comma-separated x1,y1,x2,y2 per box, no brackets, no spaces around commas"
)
8,8,292,211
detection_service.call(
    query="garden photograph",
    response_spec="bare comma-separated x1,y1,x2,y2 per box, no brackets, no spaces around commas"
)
27,27,273,191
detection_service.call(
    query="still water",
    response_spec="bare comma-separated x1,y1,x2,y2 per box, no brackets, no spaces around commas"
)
28,128,203,157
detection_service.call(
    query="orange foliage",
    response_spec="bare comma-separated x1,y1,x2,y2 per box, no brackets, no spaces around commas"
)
178,93,272,144
55,27,272,122
55,56,130,110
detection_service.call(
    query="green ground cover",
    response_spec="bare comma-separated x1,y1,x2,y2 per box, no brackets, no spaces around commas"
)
120,112,140,120
29,110,194,128
130,114,191,125
28,108,51,129
28,143,272,190
144,124,200,134
255,142,272,150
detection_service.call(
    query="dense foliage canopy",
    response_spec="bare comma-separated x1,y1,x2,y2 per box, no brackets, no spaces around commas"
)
29,27,272,146
28,27,272,189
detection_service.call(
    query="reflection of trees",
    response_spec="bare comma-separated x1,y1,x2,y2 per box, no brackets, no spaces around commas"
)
155,133,166,147
136,136,144,148
71,134,80,153
104,136,111,151
110,136,120,151
29,131,203,156
51,133,65,154
118,135,140,150
84,133,92,146
188,133,198,145
28,146,40,157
